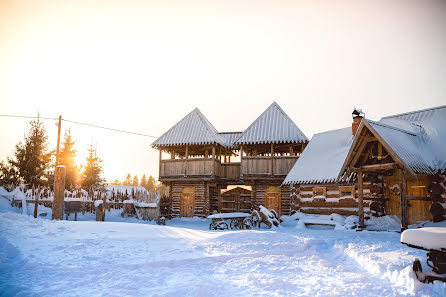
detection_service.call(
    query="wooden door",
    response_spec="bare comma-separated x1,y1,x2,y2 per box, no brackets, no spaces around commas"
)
265,193,281,216
407,175,431,225
180,193,195,217
221,187,252,213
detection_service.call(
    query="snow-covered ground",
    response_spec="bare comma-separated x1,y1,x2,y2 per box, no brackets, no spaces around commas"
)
1,197,445,296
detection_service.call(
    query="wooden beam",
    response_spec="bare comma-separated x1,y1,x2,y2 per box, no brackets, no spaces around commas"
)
185,146,189,159
159,150,162,179
271,143,274,175
217,185,222,213
354,163,397,172
348,136,369,169
400,170,408,231
170,150,175,160
407,195,434,201
357,169,365,228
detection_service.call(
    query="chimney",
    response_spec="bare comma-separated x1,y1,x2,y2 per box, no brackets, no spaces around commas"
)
352,108,364,136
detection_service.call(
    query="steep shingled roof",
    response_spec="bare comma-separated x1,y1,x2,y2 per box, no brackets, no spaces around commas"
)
151,108,226,147
234,102,308,145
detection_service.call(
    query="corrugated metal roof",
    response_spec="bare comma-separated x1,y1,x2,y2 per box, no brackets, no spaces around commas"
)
283,127,354,185
284,105,446,185
151,108,227,147
234,102,308,145
219,132,242,148
381,105,446,123
367,120,433,174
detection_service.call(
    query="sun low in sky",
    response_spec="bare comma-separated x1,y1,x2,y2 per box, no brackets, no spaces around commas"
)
1,0,445,181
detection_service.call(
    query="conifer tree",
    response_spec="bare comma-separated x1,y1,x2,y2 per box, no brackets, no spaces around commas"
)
132,175,139,186
146,175,157,191
59,129,80,189
140,174,147,188
0,115,53,187
123,174,132,186
82,144,104,191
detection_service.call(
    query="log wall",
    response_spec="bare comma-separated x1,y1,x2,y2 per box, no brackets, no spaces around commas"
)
294,183,372,216
171,181,210,217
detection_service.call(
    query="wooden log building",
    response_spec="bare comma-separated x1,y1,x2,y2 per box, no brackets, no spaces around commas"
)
152,102,309,217
283,105,446,230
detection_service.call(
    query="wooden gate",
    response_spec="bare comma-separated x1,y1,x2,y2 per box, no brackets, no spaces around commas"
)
180,187,195,217
265,186,281,216
220,187,252,213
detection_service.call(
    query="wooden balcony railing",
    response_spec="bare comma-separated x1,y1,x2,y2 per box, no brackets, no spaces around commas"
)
159,158,241,180
241,156,299,176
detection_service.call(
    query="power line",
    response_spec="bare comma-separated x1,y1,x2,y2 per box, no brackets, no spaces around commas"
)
0,114,159,138
63,119,158,138
0,114,58,121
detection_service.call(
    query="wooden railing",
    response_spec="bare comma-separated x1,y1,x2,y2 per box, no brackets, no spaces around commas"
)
159,158,242,180
221,162,241,180
241,156,299,176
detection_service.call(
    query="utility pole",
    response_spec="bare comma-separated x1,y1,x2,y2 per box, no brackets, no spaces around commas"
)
52,115,66,220
55,115,62,165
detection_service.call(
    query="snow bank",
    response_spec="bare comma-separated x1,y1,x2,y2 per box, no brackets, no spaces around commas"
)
401,227,446,250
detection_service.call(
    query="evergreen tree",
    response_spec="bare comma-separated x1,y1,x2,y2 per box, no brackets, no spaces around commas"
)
82,144,104,191
1,115,53,187
111,179,120,185
123,174,132,186
146,175,157,191
140,174,147,188
132,175,139,186
59,129,80,188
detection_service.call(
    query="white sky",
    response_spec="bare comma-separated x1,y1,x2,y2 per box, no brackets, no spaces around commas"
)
1,0,445,182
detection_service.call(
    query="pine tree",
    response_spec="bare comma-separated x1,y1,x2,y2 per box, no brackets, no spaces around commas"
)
140,174,147,188
146,175,157,191
132,175,139,186
82,144,104,191
123,174,132,186
59,129,80,189
1,115,53,187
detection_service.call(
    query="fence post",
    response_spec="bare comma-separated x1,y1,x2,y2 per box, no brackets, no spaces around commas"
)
52,165,66,220
34,187,40,218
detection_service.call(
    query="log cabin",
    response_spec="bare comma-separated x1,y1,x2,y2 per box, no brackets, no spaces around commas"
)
283,105,446,230
152,102,309,217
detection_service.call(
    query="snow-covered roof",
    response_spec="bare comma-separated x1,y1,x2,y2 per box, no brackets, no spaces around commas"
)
284,105,446,185
283,127,354,185
152,108,227,147
366,120,432,174
365,105,446,174
234,102,308,145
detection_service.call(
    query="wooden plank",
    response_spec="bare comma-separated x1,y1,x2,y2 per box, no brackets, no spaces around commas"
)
400,171,408,231
358,169,365,228
354,163,397,172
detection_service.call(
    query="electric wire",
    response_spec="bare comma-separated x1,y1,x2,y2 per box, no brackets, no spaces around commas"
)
0,114,158,138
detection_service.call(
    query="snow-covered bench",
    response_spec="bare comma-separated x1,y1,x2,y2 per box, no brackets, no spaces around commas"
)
401,227,446,283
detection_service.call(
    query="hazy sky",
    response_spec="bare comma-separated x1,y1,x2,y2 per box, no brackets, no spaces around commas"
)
1,0,445,182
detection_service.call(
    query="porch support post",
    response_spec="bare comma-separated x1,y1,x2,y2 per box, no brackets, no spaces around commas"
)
184,146,189,176
159,150,162,179
217,185,222,213
271,143,274,175
358,169,365,228
400,170,408,231
240,145,244,177
212,145,216,177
